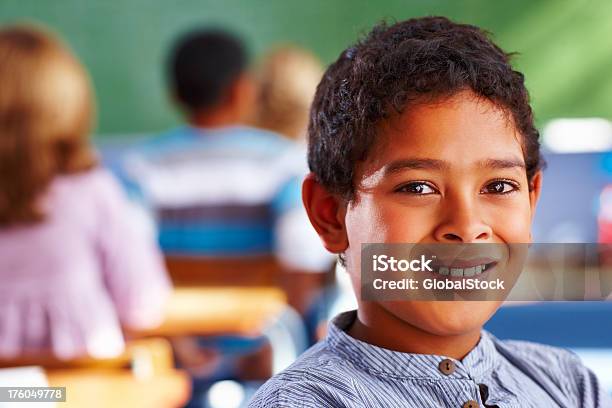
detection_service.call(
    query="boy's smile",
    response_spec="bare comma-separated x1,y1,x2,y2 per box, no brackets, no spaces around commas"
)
339,90,542,357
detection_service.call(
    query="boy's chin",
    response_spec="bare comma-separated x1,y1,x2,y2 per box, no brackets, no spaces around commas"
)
383,300,502,337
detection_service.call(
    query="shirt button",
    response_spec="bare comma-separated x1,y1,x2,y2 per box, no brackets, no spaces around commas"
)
438,358,455,375
463,400,479,408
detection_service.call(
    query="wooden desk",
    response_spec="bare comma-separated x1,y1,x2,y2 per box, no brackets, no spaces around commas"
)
47,368,190,408
166,255,283,287
1,288,288,406
133,287,288,338
1,338,191,408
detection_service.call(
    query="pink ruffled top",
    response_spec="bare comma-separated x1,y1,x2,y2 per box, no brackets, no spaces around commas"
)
0,168,171,359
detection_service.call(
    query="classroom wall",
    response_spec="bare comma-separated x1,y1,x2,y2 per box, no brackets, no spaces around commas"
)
2,0,612,136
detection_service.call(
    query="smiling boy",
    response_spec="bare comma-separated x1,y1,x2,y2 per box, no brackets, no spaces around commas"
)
248,16,611,408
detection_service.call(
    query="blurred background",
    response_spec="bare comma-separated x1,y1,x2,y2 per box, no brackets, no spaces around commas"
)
4,0,612,243
2,1,612,407
2,0,612,135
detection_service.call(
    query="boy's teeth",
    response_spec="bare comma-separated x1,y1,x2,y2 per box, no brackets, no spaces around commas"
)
450,268,463,277
433,264,489,276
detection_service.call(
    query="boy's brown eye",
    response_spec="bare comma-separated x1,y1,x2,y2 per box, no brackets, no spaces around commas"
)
482,180,518,195
396,182,437,195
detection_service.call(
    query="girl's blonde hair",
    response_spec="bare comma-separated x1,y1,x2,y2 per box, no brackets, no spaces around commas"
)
254,46,323,140
0,24,97,225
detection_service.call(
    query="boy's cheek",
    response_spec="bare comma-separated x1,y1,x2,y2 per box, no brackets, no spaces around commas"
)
374,204,436,243
346,201,431,245
345,198,388,243
486,203,534,242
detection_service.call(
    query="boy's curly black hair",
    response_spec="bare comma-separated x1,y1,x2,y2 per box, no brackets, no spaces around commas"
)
307,16,544,201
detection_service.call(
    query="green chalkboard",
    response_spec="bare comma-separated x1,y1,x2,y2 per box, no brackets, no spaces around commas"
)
2,0,612,137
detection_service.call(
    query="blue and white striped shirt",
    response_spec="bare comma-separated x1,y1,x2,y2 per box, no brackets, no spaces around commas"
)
249,310,612,407
118,125,332,271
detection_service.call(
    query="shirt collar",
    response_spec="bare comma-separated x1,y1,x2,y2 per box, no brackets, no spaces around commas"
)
326,310,501,381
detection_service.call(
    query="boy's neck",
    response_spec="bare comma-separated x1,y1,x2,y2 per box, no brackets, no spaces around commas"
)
347,304,482,360
189,107,243,129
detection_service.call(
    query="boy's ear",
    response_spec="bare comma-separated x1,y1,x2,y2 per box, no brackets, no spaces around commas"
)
302,173,349,253
529,170,543,217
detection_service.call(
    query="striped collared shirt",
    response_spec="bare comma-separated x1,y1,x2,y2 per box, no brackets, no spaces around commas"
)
249,310,612,407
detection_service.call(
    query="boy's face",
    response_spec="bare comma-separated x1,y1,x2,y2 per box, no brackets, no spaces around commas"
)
341,90,542,336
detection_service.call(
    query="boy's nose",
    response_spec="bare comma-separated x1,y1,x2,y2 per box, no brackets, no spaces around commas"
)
433,197,492,243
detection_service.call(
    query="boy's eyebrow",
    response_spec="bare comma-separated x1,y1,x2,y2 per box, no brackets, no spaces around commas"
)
384,159,448,175
383,157,526,175
478,158,526,170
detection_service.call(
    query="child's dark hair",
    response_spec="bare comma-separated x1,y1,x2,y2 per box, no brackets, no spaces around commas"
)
168,28,247,112
308,16,544,201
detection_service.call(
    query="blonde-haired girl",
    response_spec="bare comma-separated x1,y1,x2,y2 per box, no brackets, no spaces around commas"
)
0,24,170,359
